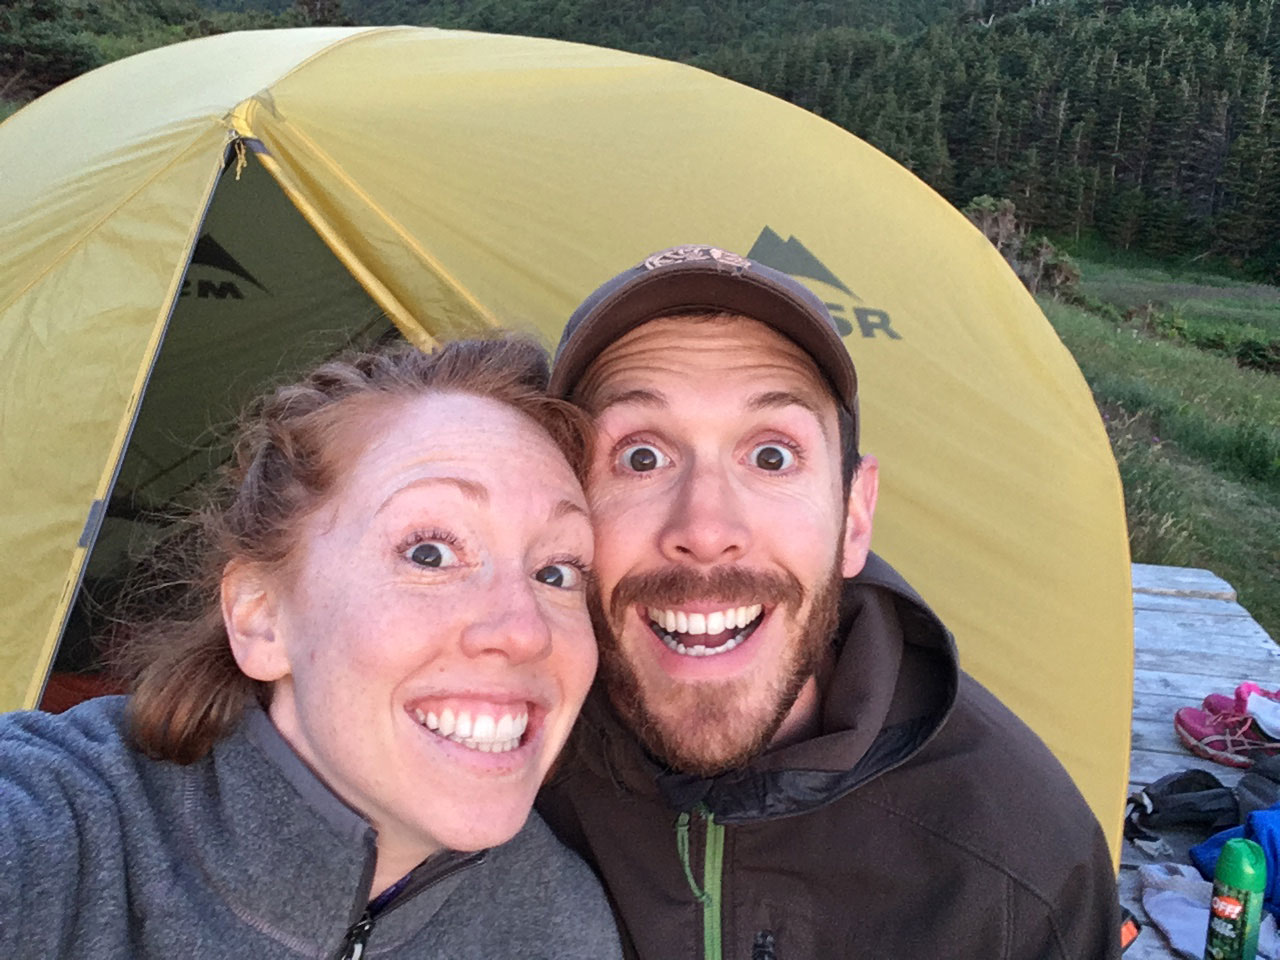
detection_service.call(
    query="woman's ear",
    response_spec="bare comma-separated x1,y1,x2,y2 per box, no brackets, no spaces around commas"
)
222,560,291,683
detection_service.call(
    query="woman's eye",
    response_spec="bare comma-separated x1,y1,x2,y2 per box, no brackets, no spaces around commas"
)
533,563,582,589
618,443,669,473
751,443,795,471
406,541,459,568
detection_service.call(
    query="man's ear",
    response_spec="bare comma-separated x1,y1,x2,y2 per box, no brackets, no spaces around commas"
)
221,560,291,683
840,454,879,579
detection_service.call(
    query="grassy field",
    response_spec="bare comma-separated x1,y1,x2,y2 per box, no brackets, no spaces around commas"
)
1039,258,1280,641
1074,254,1280,374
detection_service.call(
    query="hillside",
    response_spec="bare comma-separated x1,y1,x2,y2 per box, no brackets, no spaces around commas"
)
200,0,969,57
6,0,1280,273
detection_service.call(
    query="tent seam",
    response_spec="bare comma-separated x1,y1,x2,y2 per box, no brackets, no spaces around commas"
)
255,117,499,328
246,24,399,97
247,145,436,348
0,123,233,319
230,25,498,330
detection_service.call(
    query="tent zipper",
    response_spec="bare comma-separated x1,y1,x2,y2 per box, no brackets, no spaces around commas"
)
676,804,725,960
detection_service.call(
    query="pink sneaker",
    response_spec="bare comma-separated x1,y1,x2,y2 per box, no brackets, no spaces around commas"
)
1174,704,1280,769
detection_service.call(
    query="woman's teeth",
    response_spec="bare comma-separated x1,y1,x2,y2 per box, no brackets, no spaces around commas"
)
647,604,765,657
413,707,529,753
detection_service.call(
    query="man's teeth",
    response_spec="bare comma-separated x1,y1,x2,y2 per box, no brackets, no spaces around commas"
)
413,707,529,753
651,604,762,636
648,603,764,657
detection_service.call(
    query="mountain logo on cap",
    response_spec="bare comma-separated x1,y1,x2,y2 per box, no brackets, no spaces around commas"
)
642,245,751,272
747,227,901,341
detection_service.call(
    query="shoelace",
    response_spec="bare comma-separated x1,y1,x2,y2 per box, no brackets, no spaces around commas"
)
1202,711,1280,753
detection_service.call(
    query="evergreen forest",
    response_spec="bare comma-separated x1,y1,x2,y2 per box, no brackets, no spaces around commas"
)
4,0,1280,274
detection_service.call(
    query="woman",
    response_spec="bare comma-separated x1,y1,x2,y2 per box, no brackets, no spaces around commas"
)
0,337,621,959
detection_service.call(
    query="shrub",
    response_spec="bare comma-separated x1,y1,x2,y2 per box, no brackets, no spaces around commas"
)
962,198,1081,298
1235,338,1280,374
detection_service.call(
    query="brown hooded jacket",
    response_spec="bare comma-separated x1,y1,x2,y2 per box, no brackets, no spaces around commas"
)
538,553,1121,960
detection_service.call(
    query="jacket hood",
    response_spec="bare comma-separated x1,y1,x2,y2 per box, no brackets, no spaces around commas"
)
574,553,960,824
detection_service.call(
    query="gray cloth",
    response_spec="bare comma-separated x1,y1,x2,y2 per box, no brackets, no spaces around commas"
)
0,696,621,959
1139,862,1278,959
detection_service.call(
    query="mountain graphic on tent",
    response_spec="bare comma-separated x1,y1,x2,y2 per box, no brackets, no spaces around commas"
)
189,234,270,293
749,228,901,341
748,227,856,298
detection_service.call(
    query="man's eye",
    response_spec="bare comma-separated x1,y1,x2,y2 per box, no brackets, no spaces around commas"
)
406,541,459,568
618,443,669,473
534,563,582,589
751,444,795,471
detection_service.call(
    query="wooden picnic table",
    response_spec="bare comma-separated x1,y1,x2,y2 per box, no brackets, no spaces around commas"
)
1119,563,1279,958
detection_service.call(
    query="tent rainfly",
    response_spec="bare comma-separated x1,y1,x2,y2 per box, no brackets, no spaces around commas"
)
0,26,1133,854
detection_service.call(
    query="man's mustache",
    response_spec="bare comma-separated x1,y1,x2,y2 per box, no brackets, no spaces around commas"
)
607,566,806,625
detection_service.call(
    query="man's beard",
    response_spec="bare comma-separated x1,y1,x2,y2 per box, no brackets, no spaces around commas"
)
590,563,844,777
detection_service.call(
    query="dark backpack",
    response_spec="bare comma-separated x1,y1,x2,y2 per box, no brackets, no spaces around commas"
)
1125,757,1280,856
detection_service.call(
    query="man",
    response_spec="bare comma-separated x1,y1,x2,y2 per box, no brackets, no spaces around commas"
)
537,245,1122,959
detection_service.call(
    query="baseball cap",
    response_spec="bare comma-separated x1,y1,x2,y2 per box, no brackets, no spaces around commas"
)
548,245,858,437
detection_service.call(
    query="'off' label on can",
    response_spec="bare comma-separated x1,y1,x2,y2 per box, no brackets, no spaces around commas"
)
1212,894,1243,921
1206,885,1255,957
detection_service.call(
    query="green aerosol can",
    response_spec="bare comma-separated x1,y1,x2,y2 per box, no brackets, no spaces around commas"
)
1204,837,1266,960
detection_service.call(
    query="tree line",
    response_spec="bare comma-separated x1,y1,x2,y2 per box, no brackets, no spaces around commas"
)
701,0,1280,274
6,0,1280,274
0,0,283,103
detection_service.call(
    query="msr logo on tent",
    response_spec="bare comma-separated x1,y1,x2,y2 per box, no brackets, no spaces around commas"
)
747,227,901,341
180,234,270,300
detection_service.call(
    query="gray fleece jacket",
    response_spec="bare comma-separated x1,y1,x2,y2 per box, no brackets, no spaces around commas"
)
0,696,621,959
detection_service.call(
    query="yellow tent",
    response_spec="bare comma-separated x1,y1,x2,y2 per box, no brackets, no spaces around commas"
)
0,27,1132,852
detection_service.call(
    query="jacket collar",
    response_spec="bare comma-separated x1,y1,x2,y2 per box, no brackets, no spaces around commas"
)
575,553,960,823
181,706,481,952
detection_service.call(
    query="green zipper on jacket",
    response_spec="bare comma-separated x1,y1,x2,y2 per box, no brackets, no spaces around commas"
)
676,805,725,960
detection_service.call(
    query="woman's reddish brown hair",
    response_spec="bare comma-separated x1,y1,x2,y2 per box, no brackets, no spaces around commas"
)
115,335,591,764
